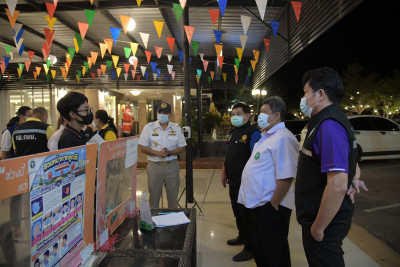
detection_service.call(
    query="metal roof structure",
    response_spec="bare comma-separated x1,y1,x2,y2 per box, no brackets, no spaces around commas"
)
0,0,363,93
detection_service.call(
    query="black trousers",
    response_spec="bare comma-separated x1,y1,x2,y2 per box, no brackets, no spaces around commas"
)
301,220,352,267
228,185,252,250
247,202,292,267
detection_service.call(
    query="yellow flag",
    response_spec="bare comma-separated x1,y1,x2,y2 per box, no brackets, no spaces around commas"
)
222,73,227,82
234,65,238,75
253,49,260,63
17,68,21,78
153,20,164,38
73,38,80,53
44,15,57,30
112,55,119,68
116,67,122,78
76,74,80,82
43,64,49,74
99,43,107,59
130,42,139,56
51,69,56,79
82,66,86,76
236,47,243,62
136,0,142,6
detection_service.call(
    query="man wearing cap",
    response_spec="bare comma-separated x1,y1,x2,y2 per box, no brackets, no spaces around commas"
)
138,102,187,208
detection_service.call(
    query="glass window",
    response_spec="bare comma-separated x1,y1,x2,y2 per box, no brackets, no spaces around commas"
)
349,117,373,131
370,117,400,131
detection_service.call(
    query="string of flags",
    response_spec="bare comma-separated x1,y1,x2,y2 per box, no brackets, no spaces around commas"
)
1,0,303,86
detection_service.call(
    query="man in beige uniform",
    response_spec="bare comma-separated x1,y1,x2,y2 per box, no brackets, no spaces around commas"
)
138,102,187,208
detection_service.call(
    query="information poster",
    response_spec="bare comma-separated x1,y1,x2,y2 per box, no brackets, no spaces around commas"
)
28,147,86,267
96,136,138,249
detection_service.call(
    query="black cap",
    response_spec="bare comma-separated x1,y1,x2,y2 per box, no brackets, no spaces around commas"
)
156,102,171,113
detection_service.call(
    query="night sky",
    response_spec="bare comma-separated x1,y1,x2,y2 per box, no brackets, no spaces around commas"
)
263,0,400,109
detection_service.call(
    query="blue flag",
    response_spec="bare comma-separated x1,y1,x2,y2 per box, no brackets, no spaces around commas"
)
150,62,157,73
156,68,161,77
214,30,222,44
177,50,183,63
145,72,149,80
109,27,121,44
270,21,280,37
111,71,116,80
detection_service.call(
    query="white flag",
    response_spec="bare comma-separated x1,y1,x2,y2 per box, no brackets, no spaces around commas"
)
5,0,18,16
124,73,128,81
240,15,252,35
140,66,146,77
167,64,173,74
166,54,173,63
239,35,248,50
255,0,268,21
139,32,150,49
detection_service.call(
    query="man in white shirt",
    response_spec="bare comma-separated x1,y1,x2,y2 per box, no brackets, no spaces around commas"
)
138,102,187,208
238,96,299,267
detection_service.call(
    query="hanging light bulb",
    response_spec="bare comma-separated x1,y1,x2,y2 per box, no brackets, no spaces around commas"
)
127,18,136,31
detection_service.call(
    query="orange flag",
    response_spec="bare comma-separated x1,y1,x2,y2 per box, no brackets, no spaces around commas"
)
215,44,223,57
5,8,20,29
91,51,98,65
99,43,107,58
291,1,302,22
251,60,257,71
60,67,67,80
120,15,131,34
33,71,38,80
196,74,199,84
36,66,42,76
104,39,113,54
101,64,106,75
234,65,238,75
124,63,130,73
166,37,175,52
155,46,163,58
210,71,215,81
184,25,195,44
77,22,89,39
218,56,224,69
145,51,152,64
87,57,93,69
253,49,260,63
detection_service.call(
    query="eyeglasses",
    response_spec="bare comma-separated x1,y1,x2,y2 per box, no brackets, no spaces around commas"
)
76,107,93,114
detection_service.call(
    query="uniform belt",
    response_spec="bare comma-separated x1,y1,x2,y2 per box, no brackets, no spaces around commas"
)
149,159,176,166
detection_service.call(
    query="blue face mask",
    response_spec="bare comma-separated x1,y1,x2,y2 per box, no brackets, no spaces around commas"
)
257,113,270,129
157,114,169,124
300,91,319,118
231,116,244,127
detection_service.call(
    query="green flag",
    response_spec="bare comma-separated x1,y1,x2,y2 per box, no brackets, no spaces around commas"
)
234,58,240,69
192,41,200,57
84,9,96,27
4,45,11,55
75,33,83,48
45,74,50,82
46,59,51,69
124,47,132,58
207,76,211,84
247,66,252,77
76,70,82,79
106,60,112,70
18,63,24,72
68,47,76,61
20,76,24,82
172,3,184,22
84,61,89,71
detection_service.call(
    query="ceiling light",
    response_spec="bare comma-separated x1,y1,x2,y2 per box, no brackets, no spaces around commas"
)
130,90,141,96
176,95,181,100
127,18,136,31
48,55,57,65
129,56,138,65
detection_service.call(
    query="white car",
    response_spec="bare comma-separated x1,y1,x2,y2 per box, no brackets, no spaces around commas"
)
299,115,400,161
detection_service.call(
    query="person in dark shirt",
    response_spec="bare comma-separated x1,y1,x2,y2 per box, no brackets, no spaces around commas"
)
57,92,94,149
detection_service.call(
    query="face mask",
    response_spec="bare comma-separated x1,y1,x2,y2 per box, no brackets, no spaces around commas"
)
157,114,169,124
231,116,244,127
92,120,97,129
257,113,270,129
300,91,319,118
76,112,94,125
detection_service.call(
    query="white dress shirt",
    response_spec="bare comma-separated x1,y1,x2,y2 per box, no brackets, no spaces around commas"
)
138,120,187,162
47,125,65,151
238,122,299,209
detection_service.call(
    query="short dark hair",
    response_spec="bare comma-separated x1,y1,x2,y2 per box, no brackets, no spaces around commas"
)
44,250,49,256
53,242,58,248
32,107,48,117
63,234,67,240
302,67,344,104
262,96,286,121
57,92,88,121
7,106,32,127
231,102,250,114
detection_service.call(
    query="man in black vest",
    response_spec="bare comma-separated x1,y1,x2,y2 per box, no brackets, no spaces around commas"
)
12,107,54,157
222,102,261,262
295,67,367,267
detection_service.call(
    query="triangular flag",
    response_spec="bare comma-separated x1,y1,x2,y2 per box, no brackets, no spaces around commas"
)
240,15,252,35
124,63,130,73
109,27,121,44
136,0,142,7
44,16,57,30
236,47,243,62
222,73,227,82
255,0,268,20
91,72,96,79
179,0,186,9
120,15,131,34
264,38,271,52
140,66,146,76
234,65,238,75
77,22,89,39
18,63,24,72
246,75,249,85
139,32,149,49
156,68,161,77
210,71,214,81
214,30,222,44
192,41,200,56
215,44,223,57
130,42,139,56
153,21,164,38
218,56,224,69
253,49,260,62
203,60,209,72
84,61,89,71
172,3,184,23
154,46,163,58
167,64,173,74
145,72,149,80
207,76,211,84
46,59,51,69
105,61,111,70
165,74,169,81
131,70,136,79
247,67,252,77
13,23,23,36
51,69,56,79
132,58,138,70
197,69,202,79
53,0,58,8
208,9,219,24
167,54,173,62
84,9,96,27
196,74,199,84
5,0,17,16
136,75,141,81
5,8,20,29
124,47,132,58
35,66,41,76
166,37,175,52
60,67,67,80
111,55,119,68
45,2,56,20
218,0,227,17
68,47,75,61
111,71,116,80
75,33,83,48
251,60,256,71
150,62,157,73
171,71,175,80
44,28,55,47
17,68,22,78
104,39,113,54
73,38,79,53
270,21,280,37
24,60,31,72
234,58,240,69
75,74,80,82
97,68,102,78
33,71,38,80
43,64,49,75
153,73,157,81
18,44,25,57
28,51,35,61
4,45,11,55
145,50,152,64
177,50,183,63
99,43,107,58
184,25,194,44
235,74,238,84
291,1,302,22
124,73,128,81
116,67,122,78
239,35,248,50
87,57,93,69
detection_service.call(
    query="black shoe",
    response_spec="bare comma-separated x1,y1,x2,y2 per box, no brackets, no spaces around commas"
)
227,236,244,246
233,248,253,262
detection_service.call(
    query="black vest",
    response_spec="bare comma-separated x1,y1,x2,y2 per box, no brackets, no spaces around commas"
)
13,120,49,157
98,125,118,140
224,122,259,186
295,104,358,227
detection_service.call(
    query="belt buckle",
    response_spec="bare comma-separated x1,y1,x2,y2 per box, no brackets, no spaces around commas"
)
160,161,168,166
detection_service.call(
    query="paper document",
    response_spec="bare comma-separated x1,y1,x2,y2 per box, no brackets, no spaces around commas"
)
86,133,105,144
152,212,191,227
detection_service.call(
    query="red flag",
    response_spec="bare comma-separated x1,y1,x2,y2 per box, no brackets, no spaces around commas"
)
77,22,89,39
145,50,152,64
124,63,130,73
44,28,55,47
264,38,271,52
131,70,136,79
218,56,224,69
136,75,141,82
184,25,195,44
166,37,175,52
90,72,96,79
28,51,35,62
97,68,102,78
291,1,302,22
208,9,219,24
154,46,163,58
45,2,56,20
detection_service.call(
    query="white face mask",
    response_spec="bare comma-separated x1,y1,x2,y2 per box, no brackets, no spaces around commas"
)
300,91,319,118
257,113,270,129
157,114,169,124
92,120,97,129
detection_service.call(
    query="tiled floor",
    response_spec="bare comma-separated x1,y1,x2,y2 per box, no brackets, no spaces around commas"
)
136,168,379,267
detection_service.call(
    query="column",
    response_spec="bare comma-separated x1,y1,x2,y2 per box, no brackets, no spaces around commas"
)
138,98,148,134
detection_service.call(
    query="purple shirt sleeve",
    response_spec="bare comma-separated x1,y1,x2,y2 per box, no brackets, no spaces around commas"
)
313,119,349,174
